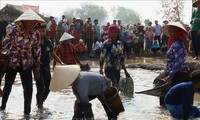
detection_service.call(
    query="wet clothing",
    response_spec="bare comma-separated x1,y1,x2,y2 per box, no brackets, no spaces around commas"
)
164,82,200,119
165,40,189,78
0,26,41,114
36,38,53,106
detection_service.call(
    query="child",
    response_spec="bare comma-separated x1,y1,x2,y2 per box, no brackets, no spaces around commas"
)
144,26,154,52
164,70,200,120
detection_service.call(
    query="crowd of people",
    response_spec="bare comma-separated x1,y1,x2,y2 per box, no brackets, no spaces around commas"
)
0,0,200,119
45,14,174,59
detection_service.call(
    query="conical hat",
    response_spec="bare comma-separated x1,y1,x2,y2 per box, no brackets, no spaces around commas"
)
59,32,75,42
193,0,199,7
14,9,45,26
162,21,187,37
49,65,81,92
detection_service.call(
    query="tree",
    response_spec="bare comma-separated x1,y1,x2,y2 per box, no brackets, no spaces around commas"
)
76,2,108,25
111,6,141,25
159,0,185,22
62,2,108,26
63,8,78,24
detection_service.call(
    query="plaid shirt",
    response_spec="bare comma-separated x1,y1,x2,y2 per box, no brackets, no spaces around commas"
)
54,43,81,65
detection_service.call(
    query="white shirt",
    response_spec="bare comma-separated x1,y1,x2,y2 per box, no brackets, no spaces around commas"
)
93,41,102,50
154,24,162,36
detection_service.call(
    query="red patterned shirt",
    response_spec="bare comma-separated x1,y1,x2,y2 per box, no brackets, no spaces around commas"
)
54,43,81,65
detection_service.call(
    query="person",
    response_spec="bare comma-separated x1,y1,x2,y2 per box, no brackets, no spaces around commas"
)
0,9,45,115
34,23,64,109
85,22,94,57
191,0,200,60
153,20,162,46
99,25,130,88
164,70,200,120
0,15,8,42
53,32,83,69
56,15,66,45
49,65,124,120
74,39,87,55
46,16,57,47
122,31,131,58
161,20,169,48
144,26,154,52
93,38,102,57
93,19,100,44
159,21,190,106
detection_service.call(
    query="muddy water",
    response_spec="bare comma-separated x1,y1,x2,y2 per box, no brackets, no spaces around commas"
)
0,58,199,120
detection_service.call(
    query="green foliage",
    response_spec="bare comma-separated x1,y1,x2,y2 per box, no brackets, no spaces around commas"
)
63,2,108,25
77,2,108,25
112,6,141,25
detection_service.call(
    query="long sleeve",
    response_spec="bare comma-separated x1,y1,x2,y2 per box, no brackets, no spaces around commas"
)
32,31,41,68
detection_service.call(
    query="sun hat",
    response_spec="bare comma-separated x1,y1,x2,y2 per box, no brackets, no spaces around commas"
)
193,0,199,7
14,9,45,26
59,32,75,42
162,21,187,37
49,65,81,92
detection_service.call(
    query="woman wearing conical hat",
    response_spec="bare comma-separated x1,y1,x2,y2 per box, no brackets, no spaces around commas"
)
0,9,45,116
53,32,83,70
159,21,190,107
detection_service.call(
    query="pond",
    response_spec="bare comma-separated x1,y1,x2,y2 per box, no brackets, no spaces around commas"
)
0,58,199,120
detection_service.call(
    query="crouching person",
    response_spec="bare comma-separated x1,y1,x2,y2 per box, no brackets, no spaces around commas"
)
49,65,124,120
164,70,200,120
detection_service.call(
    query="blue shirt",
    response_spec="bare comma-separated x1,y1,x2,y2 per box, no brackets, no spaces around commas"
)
93,24,100,38
165,40,189,77
164,82,195,119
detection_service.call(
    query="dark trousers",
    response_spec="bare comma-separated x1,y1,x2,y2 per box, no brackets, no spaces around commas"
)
160,71,190,106
154,36,161,46
35,66,51,106
105,67,120,87
191,31,200,57
1,66,33,114
86,38,93,55
89,95,118,120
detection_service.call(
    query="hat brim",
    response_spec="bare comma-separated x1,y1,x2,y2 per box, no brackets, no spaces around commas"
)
14,9,45,26
163,21,187,37
59,32,75,42
49,65,81,92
